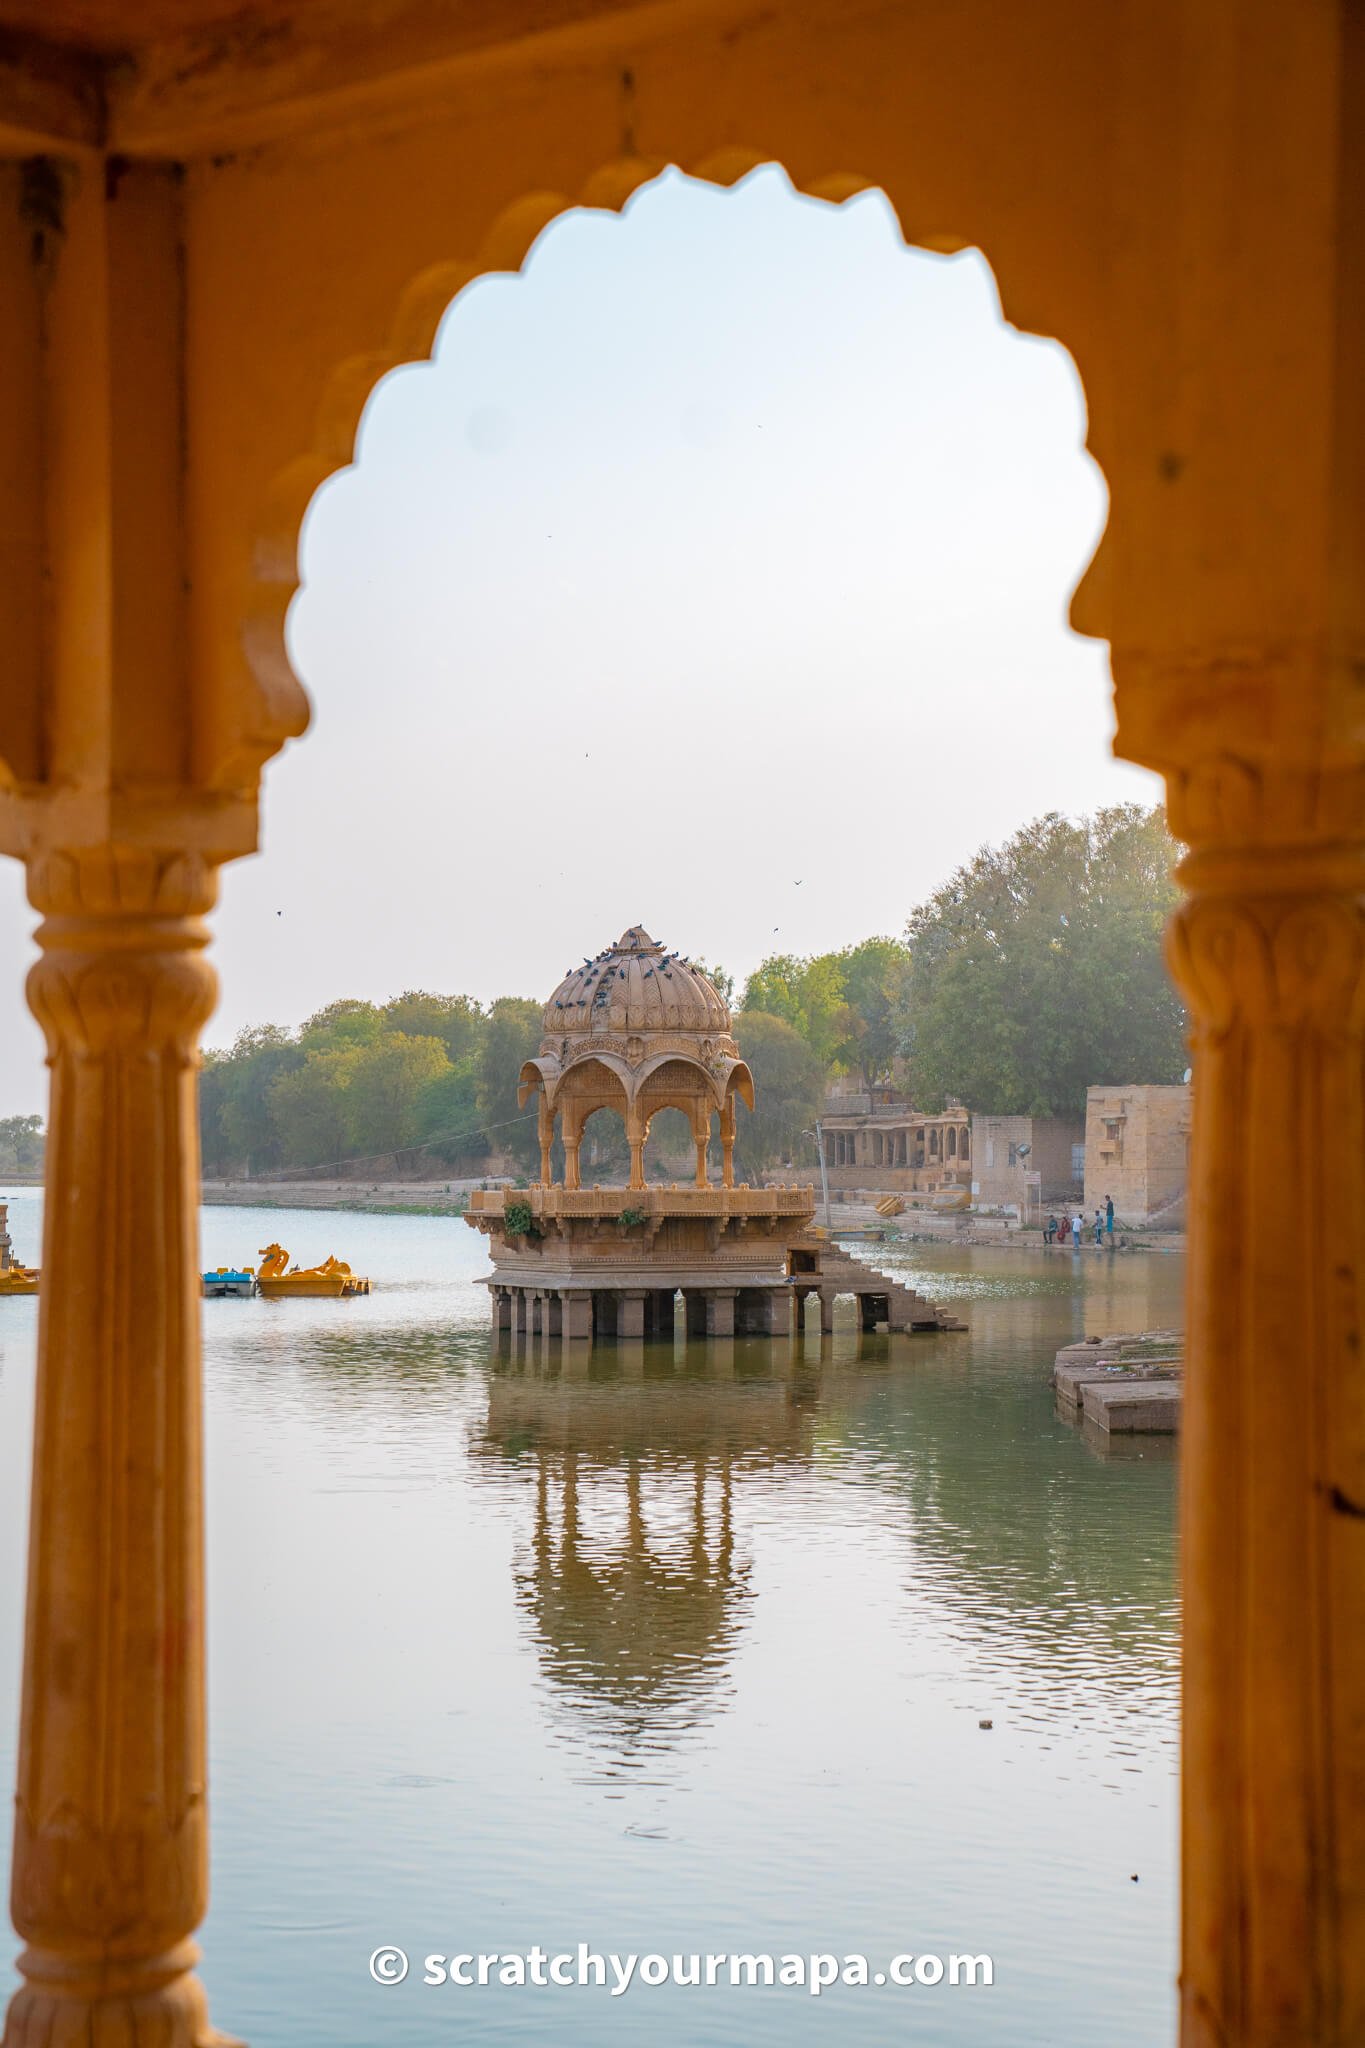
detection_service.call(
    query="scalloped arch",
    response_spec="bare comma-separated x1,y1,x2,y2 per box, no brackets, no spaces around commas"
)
242,145,1106,777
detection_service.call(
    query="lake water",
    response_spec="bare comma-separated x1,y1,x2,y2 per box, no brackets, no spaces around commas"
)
0,1193,1182,2046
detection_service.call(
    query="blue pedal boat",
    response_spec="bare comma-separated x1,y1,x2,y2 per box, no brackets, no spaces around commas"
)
202,1267,256,1298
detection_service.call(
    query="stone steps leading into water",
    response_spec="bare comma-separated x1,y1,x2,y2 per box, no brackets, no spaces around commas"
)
1053,1329,1184,1433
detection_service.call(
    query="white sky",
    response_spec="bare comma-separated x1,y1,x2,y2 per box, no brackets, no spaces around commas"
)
0,165,1159,1116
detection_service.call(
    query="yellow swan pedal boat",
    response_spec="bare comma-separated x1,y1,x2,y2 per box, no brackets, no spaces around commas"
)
254,1243,372,1299
0,1261,39,1296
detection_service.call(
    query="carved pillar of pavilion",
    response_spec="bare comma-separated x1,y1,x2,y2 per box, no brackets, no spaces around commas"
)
0,155,303,2048
537,1094,554,1185
720,1096,736,1189
626,1110,646,1191
1165,759,1365,2048
561,1105,582,1191
5,848,227,2048
692,1107,710,1189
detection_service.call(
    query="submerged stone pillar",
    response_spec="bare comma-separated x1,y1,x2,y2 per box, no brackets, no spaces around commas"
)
704,1289,737,1339
1167,766,1365,2046
5,850,222,2048
491,1287,512,1335
765,1289,792,1338
560,1291,592,1342
619,1291,647,1339
819,1292,835,1336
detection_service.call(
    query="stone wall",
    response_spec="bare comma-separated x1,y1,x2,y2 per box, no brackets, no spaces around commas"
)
970,1113,1083,1210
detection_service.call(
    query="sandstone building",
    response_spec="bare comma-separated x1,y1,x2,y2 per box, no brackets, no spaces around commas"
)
818,1087,970,1195
1084,1083,1192,1227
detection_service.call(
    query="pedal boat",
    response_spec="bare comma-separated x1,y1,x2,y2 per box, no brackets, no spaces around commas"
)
254,1242,372,1298
202,1267,256,1298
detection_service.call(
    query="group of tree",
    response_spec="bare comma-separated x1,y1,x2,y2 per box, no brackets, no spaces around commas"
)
0,1114,44,1175
199,992,543,1177
195,802,1187,1182
740,804,1187,1119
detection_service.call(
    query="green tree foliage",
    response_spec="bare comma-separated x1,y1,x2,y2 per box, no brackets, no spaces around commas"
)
343,1033,450,1156
267,1050,357,1170
415,1061,486,1164
382,990,484,1062
476,998,544,1168
298,998,384,1051
216,1026,304,1172
831,937,911,1086
741,952,848,1067
903,804,1186,1116
732,1011,828,1178
741,938,911,1086
0,1114,44,1173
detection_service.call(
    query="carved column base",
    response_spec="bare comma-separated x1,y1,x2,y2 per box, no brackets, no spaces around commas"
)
3,1951,240,2048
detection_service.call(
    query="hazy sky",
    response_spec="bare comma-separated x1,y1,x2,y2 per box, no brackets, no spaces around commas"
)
0,166,1158,1117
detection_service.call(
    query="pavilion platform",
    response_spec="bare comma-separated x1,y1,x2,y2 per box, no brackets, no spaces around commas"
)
467,1184,965,1344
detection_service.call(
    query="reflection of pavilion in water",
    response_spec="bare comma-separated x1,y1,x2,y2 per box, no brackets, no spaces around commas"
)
471,1326,1179,1779
471,1354,817,1765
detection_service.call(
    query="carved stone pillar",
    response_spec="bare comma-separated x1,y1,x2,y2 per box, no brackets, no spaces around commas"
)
561,1107,582,1192
5,848,228,2048
720,1096,736,1189
626,1114,645,1192
1167,765,1365,2048
536,1095,553,1186
704,1289,736,1339
619,1290,647,1339
693,1109,710,1190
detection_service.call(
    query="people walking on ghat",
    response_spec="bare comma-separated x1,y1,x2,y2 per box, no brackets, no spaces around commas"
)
1044,1213,1058,1245
1105,1194,1115,1239
1093,1209,1104,1245
1071,1211,1083,1248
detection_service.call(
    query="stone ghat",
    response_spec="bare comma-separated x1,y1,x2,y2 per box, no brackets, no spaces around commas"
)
1053,1330,1184,1434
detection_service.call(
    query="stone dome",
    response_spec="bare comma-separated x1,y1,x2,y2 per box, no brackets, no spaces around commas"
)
543,927,732,1041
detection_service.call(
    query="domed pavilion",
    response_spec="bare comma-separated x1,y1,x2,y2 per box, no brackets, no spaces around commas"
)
466,924,963,1348
521,926,753,1191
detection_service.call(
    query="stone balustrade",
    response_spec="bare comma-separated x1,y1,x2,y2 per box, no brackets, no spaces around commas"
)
469,1184,817,1221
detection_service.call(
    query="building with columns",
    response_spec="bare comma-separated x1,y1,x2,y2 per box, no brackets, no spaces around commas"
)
819,1088,972,1195
0,4,1361,2044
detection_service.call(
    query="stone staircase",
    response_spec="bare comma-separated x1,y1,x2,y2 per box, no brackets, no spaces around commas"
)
796,1241,966,1333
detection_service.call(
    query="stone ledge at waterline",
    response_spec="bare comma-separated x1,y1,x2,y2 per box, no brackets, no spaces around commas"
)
1053,1331,1184,1434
